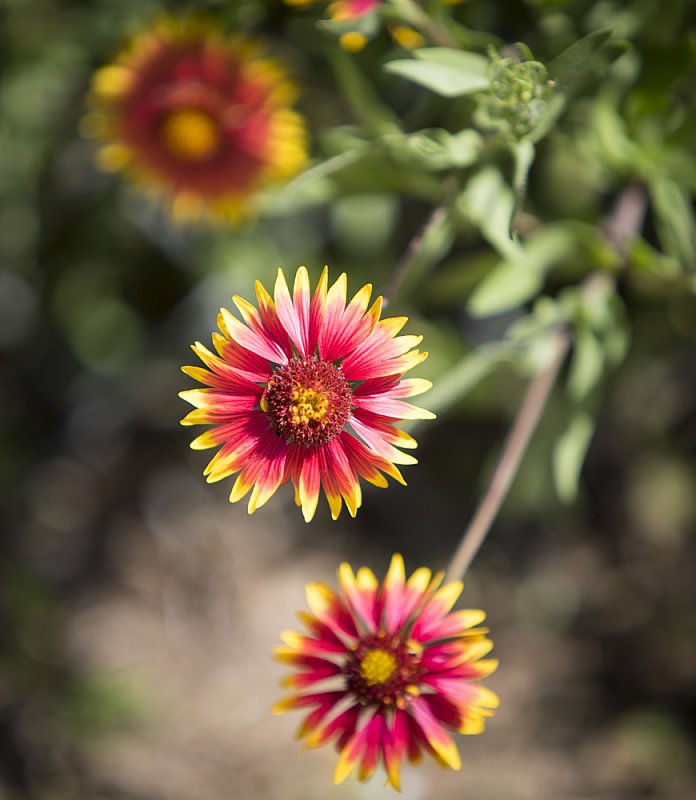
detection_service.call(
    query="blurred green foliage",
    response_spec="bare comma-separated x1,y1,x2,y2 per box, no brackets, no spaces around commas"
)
0,0,695,797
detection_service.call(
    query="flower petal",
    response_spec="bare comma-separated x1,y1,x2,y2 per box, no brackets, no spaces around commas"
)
341,433,406,487
338,562,379,632
305,703,361,750
305,582,359,640
410,580,464,642
349,413,418,466
274,267,309,356
220,306,288,364
382,708,409,791
319,276,376,363
307,265,328,353
409,696,462,771
334,711,383,785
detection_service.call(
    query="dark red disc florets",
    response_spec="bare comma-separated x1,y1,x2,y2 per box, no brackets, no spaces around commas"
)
344,633,423,708
262,356,353,447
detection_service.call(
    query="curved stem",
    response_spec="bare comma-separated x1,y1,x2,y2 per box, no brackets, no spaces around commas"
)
445,328,571,582
382,204,447,306
382,174,457,306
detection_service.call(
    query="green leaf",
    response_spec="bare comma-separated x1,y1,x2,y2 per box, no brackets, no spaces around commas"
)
384,48,489,97
459,167,526,261
548,29,625,97
524,92,565,144
330,50,401,136
591,90,637,171
552,412,595,504
513,140,535,201
650,177,696,269
568,329,604,400
387,128,482,170
413,48,489,72
468,261,543,316
465,215,577,317
629,237,682,279
443,129,483,166
507,297,568,342
275,146,373,198
534,31,628,147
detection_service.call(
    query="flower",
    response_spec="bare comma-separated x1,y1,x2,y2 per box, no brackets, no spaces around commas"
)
285,0,463,51
82,16,308,222
180,266,434,522
273,554,499,789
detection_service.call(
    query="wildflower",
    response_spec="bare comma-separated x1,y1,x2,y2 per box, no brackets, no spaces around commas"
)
286,0,464,50
180,267,434,522
285,0,418,51
273,554,499,789
82,16,308,222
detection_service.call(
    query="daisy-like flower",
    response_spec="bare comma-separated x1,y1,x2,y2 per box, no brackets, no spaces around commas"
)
82,16,308,222
273,554,499,789
180,266,434,522
285,0,462,51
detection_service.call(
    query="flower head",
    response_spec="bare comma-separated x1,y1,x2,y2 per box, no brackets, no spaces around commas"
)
180,266,434,522
285,0,462,51
82,16,308,222
273,554,499,789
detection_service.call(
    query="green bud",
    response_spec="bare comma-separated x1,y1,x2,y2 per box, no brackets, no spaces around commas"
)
474,47,556,142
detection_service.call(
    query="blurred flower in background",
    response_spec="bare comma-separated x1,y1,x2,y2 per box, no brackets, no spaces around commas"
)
81,16,308,223
274,553,498,789
180,267,434,522
285,0,431,51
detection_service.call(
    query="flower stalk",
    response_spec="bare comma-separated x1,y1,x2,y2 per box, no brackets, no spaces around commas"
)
446,327,571,581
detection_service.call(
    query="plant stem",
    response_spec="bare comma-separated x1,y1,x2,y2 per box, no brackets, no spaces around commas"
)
382,175,457,306
603,182,647,257
444,184,645,581
382,205,447,306
445,328,571,582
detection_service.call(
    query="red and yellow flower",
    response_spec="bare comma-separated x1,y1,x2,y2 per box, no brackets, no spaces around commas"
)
82,16,308,222
273,554,499,789
180,266,434,522
285,0,462,51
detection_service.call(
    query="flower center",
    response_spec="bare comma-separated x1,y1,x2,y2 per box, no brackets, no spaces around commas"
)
346,634,422,708
262,357,353,447
359,649,397,685
161,109,220,162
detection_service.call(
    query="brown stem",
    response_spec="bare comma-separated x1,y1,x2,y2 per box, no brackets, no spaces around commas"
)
603,182,647,258
382,205,447,307
444,183,647,580
445,328,571,582
382,175,457,306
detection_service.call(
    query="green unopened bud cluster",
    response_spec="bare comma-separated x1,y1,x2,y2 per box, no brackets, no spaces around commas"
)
475,49,555,141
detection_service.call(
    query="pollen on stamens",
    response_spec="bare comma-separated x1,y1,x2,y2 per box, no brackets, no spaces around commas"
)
262,356,353,447
345,634,423,707
360,649,397,686
161,109,221,163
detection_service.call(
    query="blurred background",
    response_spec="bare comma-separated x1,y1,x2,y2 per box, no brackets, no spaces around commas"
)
1,0,695,798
